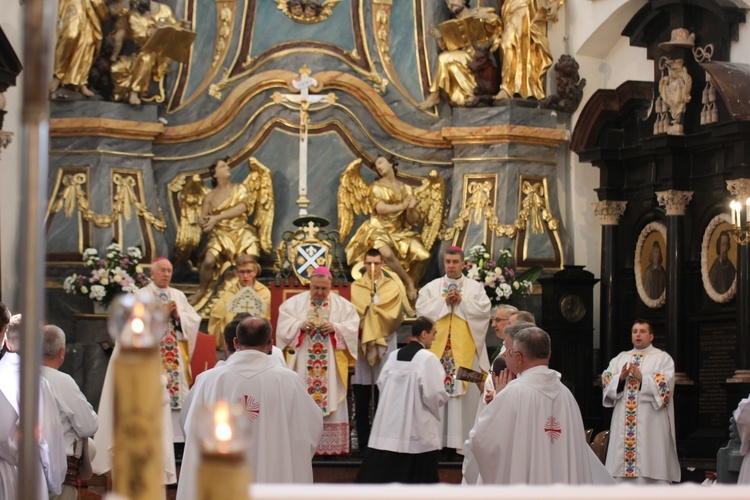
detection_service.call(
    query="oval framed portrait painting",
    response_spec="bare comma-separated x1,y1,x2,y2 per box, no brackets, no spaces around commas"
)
701,214,737,303
635,222,667,309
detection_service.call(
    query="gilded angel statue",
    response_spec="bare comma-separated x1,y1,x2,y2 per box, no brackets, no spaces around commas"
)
275,0,341,24
175,157,274,308
338,155,445,302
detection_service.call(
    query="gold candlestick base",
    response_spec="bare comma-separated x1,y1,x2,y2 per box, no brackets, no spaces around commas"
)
197,452,251,500
113,347,164,500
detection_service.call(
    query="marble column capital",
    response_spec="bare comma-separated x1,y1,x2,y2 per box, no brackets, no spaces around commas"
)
592,200,627,225
727,179,750,202
656,190,694,216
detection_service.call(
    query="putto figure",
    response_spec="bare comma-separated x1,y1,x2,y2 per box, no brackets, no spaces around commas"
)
175,157,275,309
275,0,341,24
337,155,445,302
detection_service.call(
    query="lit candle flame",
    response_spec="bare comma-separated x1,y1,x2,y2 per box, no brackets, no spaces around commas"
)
213,402,233,453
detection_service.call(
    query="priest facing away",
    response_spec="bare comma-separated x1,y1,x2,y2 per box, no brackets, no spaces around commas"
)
177,317,323,500
356,316,448,483
466,327,596,484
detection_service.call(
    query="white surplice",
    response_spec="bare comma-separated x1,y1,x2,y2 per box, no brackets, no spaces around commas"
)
0,391,18,499
176,349,323,500
466,365,594,484
734,395,750,484
415,275,491,450
0,353,66,496
93,284,199,482
368,343,448,453
41,366,98,458
602,345,680,482
276,291,359,454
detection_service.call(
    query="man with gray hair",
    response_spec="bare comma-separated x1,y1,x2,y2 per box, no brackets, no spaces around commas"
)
41,325,99,500
466,327,595,484
0,315,66,496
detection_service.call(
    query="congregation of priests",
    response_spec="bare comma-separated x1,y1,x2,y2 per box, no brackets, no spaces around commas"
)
2,247,750,497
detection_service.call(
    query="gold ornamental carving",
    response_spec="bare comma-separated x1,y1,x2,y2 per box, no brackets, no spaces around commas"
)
46,169,167,231
592,200,627,226
275,0,341,24
442,175,520,243
656,190,694,216
516,175,563,268
213,3,234,68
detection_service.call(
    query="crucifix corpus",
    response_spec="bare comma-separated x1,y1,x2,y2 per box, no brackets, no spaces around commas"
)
271,65,337,216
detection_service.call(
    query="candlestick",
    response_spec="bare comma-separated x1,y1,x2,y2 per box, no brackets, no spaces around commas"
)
196,401,252,500
108,294,167,500
746,197,750,226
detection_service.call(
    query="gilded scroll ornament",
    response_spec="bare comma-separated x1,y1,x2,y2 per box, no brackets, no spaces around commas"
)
275,0,341,24
442,177,520,242
173,157,275,308
337,156,445,302
47,170,167,231
515,175,563,268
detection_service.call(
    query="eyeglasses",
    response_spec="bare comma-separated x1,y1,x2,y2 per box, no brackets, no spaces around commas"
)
491,318,509,324
236,270,256,275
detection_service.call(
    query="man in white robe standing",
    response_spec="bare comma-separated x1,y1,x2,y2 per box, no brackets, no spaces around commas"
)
276,266,359,455
0,315,66,496
466,327,594,484
356,316,448,483
93,257,201,484
415,246,491,452
41,325,98,500
602,319,680,483
0,303,16,497
177,317,322,500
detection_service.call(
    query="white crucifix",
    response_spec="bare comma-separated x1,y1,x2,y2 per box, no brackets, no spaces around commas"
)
271,65,336,216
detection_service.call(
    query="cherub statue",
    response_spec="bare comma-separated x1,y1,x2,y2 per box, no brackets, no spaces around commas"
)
275,0,341,24
338,155,445,302
110,0,194,105
175,157,275,308
49,0,109,98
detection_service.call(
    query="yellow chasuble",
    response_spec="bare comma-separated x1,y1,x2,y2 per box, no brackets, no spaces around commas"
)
351,271,405,367
208,279,271,349
429,314,476,394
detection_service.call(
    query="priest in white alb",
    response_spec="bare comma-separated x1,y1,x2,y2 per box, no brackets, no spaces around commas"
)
276,266,359,454
177,317,322,500
0,315,66,496
415,246,491,451
93,257,201,484
466,327,596,484
356,316,448,483
602,319,680,483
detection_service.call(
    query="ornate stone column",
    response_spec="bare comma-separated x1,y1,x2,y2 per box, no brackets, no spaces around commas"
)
656,190,694,385
593,200,627,365
726,179,750,382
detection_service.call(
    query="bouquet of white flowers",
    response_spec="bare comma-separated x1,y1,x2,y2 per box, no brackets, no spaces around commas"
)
463,243,543,306
63,242,150,307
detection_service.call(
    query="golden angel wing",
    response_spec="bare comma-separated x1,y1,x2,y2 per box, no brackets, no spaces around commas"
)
337,158,370,242
414,170,446,251
274,0,290,15
174,174,209,264
321,0,342,17
243,157,275,254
